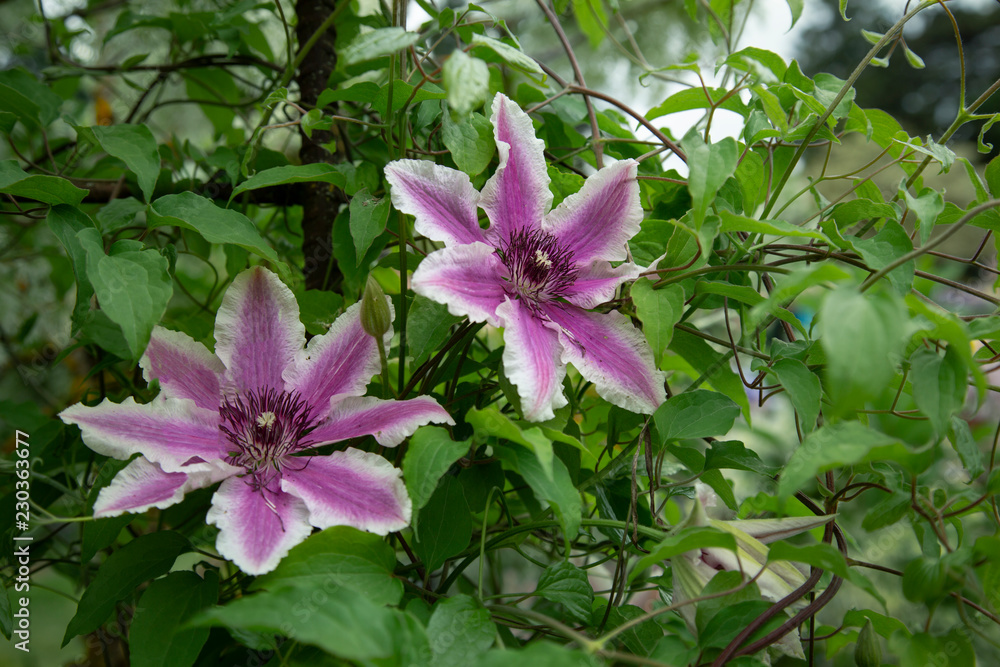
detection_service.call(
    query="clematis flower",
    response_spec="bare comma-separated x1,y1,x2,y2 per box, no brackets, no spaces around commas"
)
385,93,666,421
61,266,452,575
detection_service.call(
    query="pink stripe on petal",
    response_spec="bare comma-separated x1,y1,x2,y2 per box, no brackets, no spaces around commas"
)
544,159,643,264
480,94,552,242
214,267,303,394
206,477,313,575
308,396,454,448
281,448,411,535
283,299,389,411
563,260,642,310
385,160,486,246
496,298,567,422
542,303,666,415
93,457,235,517
60,397,228,473
141,326,225,410
411,243,507,325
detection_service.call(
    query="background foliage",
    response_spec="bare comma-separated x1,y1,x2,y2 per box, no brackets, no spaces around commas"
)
2,0,1000,665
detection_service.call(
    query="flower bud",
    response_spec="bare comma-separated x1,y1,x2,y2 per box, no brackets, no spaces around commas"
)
854,619,882,667
361,275,392,339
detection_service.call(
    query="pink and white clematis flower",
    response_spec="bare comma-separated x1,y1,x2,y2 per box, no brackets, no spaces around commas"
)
385,93,666,422
61,266,452,575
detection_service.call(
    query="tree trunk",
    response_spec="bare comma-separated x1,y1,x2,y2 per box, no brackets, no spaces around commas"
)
295,0,347,291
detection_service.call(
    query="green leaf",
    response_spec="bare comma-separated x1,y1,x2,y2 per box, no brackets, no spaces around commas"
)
735,149,765,212
704,440,779,477
572,0,607,48
653,389,741,444
372,80,446,117
348,188,390,265
853,220,915,294
778,422,902,498
862,490,910,531
426,595,496,667
467,406,556,479
77,228,173,359
442,111,495,176
647,87,748,120
403,426,470,512
230,163,347,200
76,124,160,201
250,526,403,606
681,133,738,227
669,327,752,421
630,280,683,359
910,347,965,435
129,571,218,667
699,600,777,649
193,586,411,661
842,609,908,638
340,28,420,66
0,159,87,206
830,198,899,228
0,581,10,641
498,443,582,540
0,111,16,134
470,34,544,78
147,192,278,261
902,186,944,246
948,415,985,481
630,526,736,581
414,475,472,570
817,286,906,413
890,629,975,667
443,50,490,116
97,197,146,234
317,81,380,108
534,562,594,623
478,642,603,666
407,294,461,368
718,210,826,240
63,531,190,645
0,68,62,128
771,358,821,433
985,155,1000,197
296,289,344,336
48,205,100,328
839,0,850,21
768,542,884,605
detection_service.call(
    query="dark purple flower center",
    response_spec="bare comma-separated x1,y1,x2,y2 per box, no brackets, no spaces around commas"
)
495,229,578,303
219,387,316,490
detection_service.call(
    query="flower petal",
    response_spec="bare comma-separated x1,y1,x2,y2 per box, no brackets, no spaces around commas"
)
281,448,411,534
93,457,234,517
543,159,643,263
140,326,225,410
283,299,391,409
206,476,313,575
214,266,303,394
308,396,454,447
411,243,507,325
60,397,228,473
496,298,567,422
385,159,486,246
563,260,642,310
542,303,666,414
479,93,552,242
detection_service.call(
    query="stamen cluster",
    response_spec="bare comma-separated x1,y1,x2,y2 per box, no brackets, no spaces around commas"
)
219,387,315,489
495,228,577,303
